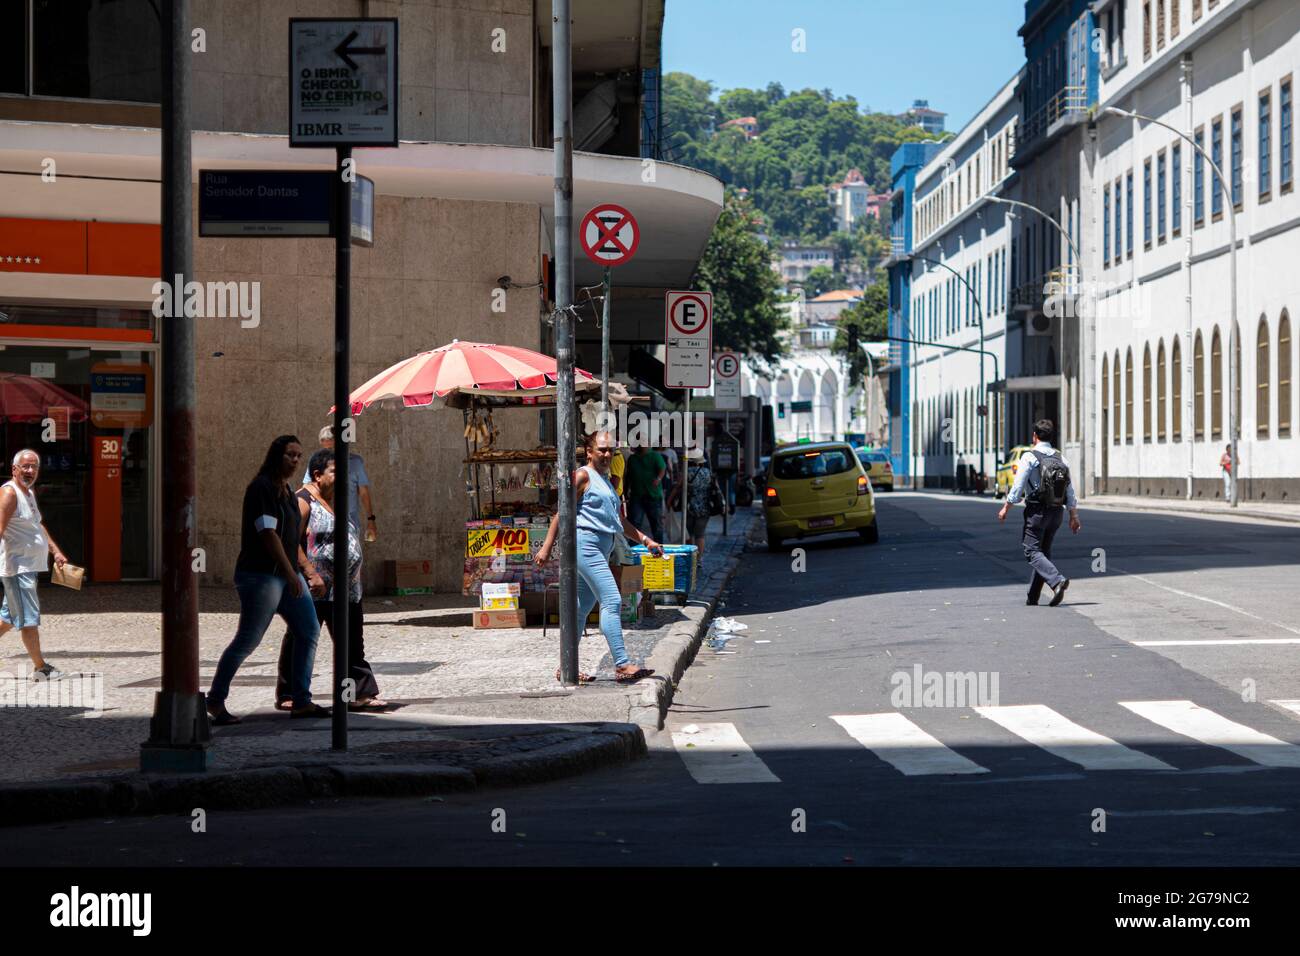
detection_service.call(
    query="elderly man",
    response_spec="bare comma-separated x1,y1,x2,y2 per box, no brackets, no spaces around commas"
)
306,425,376,541
0,450,69,680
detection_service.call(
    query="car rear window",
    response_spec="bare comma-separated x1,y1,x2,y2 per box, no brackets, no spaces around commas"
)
774,448,854,480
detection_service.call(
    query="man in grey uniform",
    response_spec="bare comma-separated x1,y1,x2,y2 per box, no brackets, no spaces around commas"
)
996,419,1081,606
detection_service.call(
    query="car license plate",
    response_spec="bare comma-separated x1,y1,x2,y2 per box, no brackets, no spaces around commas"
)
808,517,836,529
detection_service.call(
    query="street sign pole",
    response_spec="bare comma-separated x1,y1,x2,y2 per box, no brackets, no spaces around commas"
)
723,411,729,537
601,265,611,421
682,389,690,545
331,145,352,752
553,0,579,686
142,0,209,773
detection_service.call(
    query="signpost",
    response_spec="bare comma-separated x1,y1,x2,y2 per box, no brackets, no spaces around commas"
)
713,350,741,411
712,351,742,535
580,203,639,421
665,291,713,544
290,17,397,752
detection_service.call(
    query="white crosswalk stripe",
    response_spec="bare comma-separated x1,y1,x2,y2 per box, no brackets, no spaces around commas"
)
830,713,988,776
1120,700,1300,769
973,704,1175,771
670,722,781,784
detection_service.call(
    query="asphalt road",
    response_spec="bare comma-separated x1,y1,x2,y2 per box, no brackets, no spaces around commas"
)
6,493,1300,867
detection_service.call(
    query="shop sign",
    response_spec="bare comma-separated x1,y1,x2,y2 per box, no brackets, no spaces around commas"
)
466,527,530,558
30,362,55,379
90,364,153,428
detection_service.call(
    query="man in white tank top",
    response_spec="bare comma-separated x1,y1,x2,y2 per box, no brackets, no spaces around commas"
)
0,450,69,680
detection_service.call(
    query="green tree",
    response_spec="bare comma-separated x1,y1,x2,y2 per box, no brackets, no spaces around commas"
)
693,196,788,368
717,88,767,122
833,281,889,387
802,264,849,299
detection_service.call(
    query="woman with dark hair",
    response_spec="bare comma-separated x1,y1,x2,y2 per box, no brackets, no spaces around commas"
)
207,435,329,725
535,430,664,684
275,448,385,711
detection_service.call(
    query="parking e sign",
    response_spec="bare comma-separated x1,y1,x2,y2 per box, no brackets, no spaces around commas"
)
665,291,712,388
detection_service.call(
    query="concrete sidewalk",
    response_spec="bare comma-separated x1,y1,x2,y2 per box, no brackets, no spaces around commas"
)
0,508,760,823
1082,493,1300,524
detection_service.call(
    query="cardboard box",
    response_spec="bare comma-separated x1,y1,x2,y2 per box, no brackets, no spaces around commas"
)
472,609,527,629
617,563,643,595
481,581,521,610
385,559,435,591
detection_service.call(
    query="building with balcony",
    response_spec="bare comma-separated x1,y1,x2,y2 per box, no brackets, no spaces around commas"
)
0,0,723,592
831,168,890,232
901,99,948,135
1087,0,1300,500
774,242,836,285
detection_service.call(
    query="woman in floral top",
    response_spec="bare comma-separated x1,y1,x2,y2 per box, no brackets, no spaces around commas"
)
668,446,718,557
276,448,386,711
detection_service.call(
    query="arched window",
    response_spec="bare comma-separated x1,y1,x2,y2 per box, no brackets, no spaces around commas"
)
1280,311,1292,438
1125,347,1134,444
1257,317,1271,438
1194,332,1205,440
1102,354,1110,443
1171,338,1183,441
1211,328,1223,440
1113,349,1122,444
1157,341,1167,441
1142,344,1153,443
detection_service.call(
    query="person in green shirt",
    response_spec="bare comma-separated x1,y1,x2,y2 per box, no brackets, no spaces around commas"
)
624,445,666,543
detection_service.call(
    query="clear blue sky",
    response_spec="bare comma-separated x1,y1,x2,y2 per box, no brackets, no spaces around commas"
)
663,0,1026,132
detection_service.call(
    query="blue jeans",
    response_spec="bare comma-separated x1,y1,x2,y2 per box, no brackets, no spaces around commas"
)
627,496,663,543
576,529,628,667
209,570,320,708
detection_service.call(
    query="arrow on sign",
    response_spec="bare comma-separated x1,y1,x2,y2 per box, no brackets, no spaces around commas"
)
334,29,387,70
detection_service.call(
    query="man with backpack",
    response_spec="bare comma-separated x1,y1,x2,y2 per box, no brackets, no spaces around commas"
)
996,419,1081,607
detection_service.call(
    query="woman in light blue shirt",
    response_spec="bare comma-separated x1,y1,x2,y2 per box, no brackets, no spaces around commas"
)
536,431,665,684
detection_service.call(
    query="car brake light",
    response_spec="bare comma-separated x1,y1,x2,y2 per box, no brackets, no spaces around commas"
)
857,475,868,495
765,486,780,506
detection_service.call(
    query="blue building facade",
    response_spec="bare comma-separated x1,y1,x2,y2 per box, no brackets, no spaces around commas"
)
885,141,944,484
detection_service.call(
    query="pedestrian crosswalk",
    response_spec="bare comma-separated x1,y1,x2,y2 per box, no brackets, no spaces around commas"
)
671,700,1300,783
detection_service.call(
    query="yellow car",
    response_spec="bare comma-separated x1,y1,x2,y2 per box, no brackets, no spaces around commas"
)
855,448,894,491
995,445,1033,498
764,442,878,549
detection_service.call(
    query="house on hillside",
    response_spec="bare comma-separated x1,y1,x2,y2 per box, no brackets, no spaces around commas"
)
831,168,891,232
773,242,835,284
899,99,947,135
719,116,759,140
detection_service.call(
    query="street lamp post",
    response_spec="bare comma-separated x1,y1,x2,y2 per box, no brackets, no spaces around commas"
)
980,193,1086,498
1103,105,1239,507
905,254,990,488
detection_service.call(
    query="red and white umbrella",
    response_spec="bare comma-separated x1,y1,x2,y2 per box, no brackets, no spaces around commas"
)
346,340,598,415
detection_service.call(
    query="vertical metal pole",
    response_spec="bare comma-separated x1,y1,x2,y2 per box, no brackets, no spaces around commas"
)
332,147,352,750
1183,55,1196,500
601,266,612,421
722,411,729,537
553,0,579,684
681,390,689,544
1228,197,1239,506
142,0,209,773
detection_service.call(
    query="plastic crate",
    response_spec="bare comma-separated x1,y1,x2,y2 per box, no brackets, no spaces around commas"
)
630,544,697,595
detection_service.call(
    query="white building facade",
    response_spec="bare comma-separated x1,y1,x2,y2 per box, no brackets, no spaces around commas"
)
906,76,1021,488
1090,0,1300,499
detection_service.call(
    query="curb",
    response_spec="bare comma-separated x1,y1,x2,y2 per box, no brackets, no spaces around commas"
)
629,516,764,732
1084,498,1300,525
0,721,645,827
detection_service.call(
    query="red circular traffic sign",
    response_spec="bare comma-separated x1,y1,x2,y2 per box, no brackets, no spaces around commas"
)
715,352,740,378
580,203,640,267
668,293,710,335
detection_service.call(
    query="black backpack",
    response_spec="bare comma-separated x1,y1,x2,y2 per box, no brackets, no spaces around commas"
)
1029,450,1070,507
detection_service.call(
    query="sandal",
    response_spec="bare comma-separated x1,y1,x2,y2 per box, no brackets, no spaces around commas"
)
206,703,241,726
614,667,655,684
556,668,597,684
290,703,332,719
348,697,391,712
274,698,293,711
